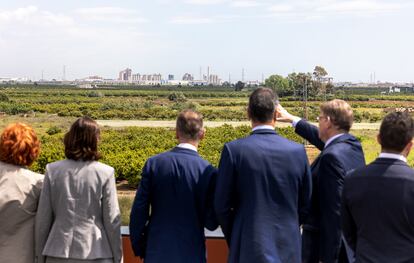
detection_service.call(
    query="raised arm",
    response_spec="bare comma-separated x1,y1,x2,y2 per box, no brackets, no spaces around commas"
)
295,120,325,151
277,104,325,150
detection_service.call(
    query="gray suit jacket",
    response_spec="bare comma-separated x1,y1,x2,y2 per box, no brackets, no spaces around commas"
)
0,161,43,263
35,159,122,263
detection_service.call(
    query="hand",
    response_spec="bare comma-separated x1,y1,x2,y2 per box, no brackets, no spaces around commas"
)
276,104,297,123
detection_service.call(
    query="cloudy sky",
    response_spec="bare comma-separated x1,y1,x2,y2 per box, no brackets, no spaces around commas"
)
0,0,413,82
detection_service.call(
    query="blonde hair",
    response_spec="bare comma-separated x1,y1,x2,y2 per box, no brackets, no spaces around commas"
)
320,99,353,132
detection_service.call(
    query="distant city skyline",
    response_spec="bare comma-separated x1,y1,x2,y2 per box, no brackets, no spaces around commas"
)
0,1,413,82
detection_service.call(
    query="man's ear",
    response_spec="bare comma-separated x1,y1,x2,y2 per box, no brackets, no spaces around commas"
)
175,129,180,140
403,140,413,157
199,128,205,141
377,134,381,145
273,110,278,122
247,107,251,121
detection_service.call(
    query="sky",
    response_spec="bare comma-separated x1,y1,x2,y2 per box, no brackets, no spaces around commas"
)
0,0,413,82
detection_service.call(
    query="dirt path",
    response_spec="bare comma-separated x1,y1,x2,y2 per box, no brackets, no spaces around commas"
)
97,120,380,130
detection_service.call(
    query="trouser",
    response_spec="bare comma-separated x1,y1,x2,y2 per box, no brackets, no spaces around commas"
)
302,229,352,263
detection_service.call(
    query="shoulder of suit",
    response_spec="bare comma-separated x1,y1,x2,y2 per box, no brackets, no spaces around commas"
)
347,161,414,181
47,159,114,175
46,159,68,170
21,168,44,181
224,133,304,148
90,161,115,175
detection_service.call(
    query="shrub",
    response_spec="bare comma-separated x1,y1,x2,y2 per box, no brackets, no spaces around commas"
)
46,126,62,135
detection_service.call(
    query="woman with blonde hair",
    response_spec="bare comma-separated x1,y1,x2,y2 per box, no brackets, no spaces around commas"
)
0,123,43,263
36,116,122,263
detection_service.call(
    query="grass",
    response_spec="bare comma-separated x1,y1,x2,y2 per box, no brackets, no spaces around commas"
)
118,195,135,226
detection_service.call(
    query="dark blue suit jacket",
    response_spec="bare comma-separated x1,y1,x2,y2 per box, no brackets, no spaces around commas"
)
342,158,414,263
215,128,312,263
295,120,365,263
129,147,218,263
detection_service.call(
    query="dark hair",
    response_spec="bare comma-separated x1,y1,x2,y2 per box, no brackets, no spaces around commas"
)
64,117,101,161
176,109,203,140
320,99,353,132
379,112,414,152
248,87,278,123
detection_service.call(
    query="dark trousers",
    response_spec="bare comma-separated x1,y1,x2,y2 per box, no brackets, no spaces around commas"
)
302,229,351,263
302,229,320,263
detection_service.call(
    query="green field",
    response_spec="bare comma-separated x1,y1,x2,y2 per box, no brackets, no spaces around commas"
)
1,85,413,224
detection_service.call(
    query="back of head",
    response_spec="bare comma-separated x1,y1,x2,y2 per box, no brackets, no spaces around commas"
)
64,116,101,161
0,123,40,167
248,87,278,123
320,99,353,132
176,109,204,141
379,111,414,152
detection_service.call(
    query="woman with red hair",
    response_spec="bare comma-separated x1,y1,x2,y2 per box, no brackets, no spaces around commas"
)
0,123,43,263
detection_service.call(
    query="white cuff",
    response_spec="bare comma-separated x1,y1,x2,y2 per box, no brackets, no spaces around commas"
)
292,117,302,128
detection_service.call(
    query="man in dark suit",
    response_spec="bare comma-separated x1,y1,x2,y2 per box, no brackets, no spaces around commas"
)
129,109,217,263
342,111,414,263
277,99,365,263
215,87,312,263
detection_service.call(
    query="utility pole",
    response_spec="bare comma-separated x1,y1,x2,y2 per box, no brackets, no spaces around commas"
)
303,76,309,146
304,76,308,120
242,68,245,82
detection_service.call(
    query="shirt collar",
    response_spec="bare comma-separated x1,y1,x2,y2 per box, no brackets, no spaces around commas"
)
378,152,407,163
252,125,275,132
324,133,345,148
177,143,198,152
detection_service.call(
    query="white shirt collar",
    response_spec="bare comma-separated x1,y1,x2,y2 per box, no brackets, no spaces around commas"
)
378,152,407,163
324,133,345,148
252,125,274,132
177,143,198,152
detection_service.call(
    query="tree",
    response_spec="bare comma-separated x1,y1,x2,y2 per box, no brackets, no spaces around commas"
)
264,75,291,96
235,81,245,91
288,72,315,97
313,66,333,97
313,66,328,80
168,92,187,102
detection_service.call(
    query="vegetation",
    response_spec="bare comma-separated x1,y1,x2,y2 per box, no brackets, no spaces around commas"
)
31,125,302,187
0,86,413,122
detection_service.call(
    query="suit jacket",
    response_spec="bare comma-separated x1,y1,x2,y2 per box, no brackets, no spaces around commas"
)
35,160,122,263
295,120,365,263
129,147,218,263
342,158,414,263
214,128,312,263
0,161,44,263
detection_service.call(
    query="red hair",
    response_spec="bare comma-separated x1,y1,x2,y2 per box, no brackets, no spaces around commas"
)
0,123,40,166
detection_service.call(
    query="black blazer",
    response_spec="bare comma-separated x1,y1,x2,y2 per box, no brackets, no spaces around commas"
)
342,158,414,263
295,120,365,263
